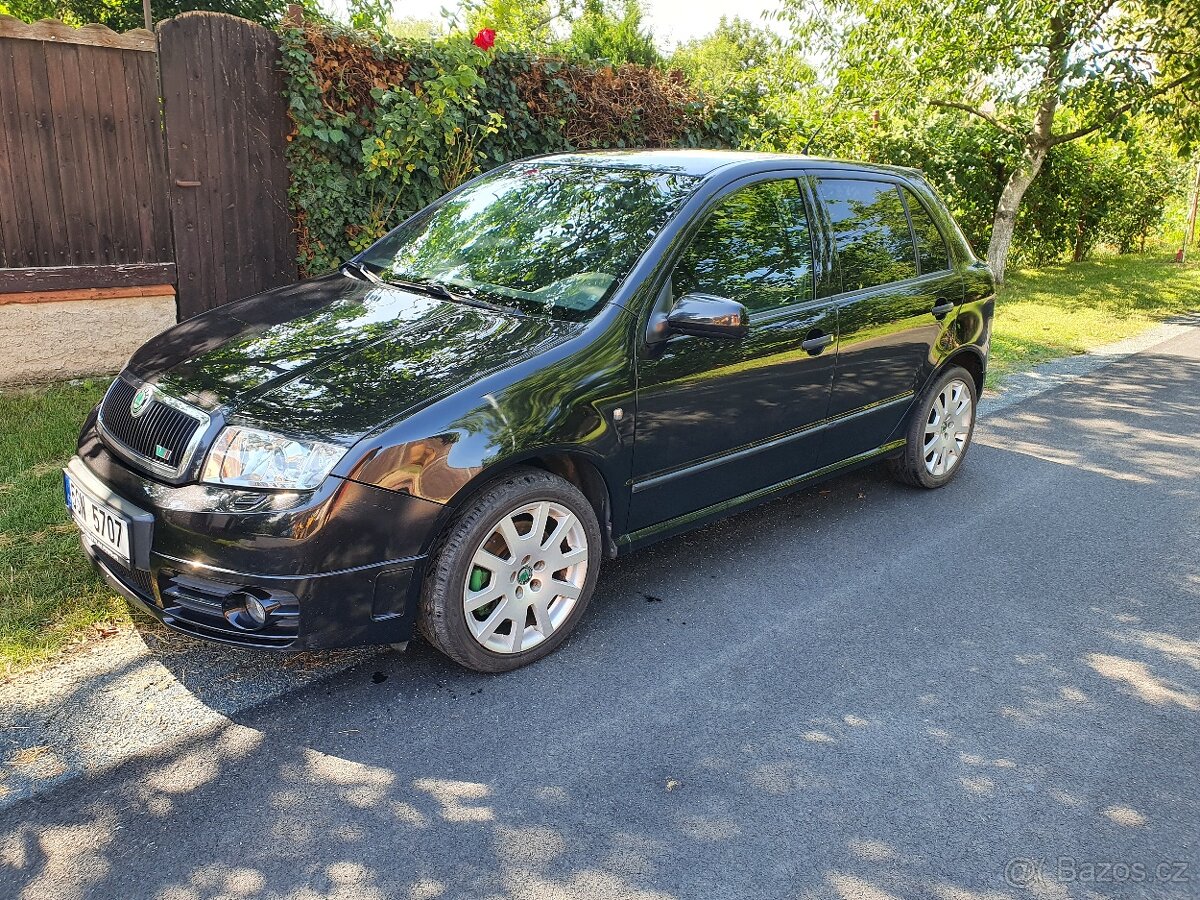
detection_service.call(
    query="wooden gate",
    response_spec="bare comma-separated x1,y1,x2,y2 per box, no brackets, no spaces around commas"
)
158,12,295,319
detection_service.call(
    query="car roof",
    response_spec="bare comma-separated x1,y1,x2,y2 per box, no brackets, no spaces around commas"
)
535,149,922,180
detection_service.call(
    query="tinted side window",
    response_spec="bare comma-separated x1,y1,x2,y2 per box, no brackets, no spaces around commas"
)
903,187,950,273
820,180,916,291
674,179,813,313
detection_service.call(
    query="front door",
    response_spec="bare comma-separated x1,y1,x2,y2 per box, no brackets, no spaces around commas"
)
813,176,963,458
628,176,838,534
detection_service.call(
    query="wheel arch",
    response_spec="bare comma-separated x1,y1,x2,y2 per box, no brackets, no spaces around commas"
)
939,346,986,396
887,346,987,453
424,449,619,560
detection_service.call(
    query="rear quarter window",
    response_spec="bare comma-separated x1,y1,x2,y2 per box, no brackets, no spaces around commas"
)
902,187,950,273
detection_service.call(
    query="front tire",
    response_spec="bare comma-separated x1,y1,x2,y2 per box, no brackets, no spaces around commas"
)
888,365,977,489
418,467,602,673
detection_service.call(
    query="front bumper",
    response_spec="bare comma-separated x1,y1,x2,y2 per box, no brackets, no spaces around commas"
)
70,422,445,650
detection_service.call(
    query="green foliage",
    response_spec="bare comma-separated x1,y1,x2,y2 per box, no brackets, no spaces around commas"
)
1014,123,1187,264
778,0,1200,277
669,16,776,94
565,0,659,67
781,0,1200,143
361,43,504,249
461,0,573,50
0,0,288,31
280,22,732,276
347,0,388,33
668,16,812,152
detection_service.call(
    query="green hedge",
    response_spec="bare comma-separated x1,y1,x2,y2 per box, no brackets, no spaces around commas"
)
279,24,740,276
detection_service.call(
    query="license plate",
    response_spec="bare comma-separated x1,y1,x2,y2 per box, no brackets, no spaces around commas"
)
64,471,132,566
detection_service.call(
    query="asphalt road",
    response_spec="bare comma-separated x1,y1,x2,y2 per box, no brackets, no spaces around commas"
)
2,328,1198,900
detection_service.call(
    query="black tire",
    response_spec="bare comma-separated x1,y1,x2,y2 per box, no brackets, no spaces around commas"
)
417,466,602,673
888,365,978,489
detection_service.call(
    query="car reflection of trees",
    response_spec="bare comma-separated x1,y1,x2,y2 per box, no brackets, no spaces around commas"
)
824,184,917,294
343,321,633,505
243,308,578,445
443,322,632,470
676,179,814,314
638,180,829,452
132,277,352,385
154,276,427,402
367,164,697,315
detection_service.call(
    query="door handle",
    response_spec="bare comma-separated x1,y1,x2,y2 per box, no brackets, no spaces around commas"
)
931,301,956,319
801,332,834,355
175,179,201,188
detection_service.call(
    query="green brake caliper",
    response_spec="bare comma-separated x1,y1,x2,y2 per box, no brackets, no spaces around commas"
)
469,566,489,592
468,566,496,619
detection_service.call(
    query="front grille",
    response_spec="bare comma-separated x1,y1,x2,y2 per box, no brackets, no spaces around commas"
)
99,377,205,474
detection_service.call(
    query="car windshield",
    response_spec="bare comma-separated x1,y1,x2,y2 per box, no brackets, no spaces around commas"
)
357,163,698,321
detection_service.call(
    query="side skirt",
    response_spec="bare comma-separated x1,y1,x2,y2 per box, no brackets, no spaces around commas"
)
615,439,906,555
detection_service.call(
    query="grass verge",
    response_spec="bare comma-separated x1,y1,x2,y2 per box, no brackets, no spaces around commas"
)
989,251,1200,385
0,380,128,673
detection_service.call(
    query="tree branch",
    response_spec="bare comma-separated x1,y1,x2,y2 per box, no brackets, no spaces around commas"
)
1076,0,1120,39
1049,70,1200,145
928,99,1019,135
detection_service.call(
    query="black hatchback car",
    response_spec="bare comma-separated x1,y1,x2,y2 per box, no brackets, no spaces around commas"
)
66,150,994,672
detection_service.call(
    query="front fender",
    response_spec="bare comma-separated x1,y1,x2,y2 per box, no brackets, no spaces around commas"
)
339,304,638,543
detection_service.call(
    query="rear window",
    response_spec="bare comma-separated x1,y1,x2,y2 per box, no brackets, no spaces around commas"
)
819,180,917,292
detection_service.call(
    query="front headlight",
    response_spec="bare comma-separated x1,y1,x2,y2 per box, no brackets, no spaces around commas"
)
201,426,347,491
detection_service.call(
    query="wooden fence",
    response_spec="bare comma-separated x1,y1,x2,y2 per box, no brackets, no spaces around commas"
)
0,13,296,318
0,16,174,291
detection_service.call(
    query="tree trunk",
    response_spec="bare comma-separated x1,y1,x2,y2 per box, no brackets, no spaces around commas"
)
985,145,1047,283
1072,206,1089,263
986,19,1064,283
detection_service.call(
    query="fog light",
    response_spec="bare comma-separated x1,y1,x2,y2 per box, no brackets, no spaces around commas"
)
243,594,268,626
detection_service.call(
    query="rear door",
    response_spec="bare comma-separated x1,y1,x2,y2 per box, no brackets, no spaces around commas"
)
812,175,963,459
627,175,838,534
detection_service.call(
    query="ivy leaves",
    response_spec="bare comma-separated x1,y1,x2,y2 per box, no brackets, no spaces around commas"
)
278,23,736,276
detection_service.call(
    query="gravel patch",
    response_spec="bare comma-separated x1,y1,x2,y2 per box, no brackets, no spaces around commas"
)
2,312,1195,811
981,312,1200,414
0,615,376,809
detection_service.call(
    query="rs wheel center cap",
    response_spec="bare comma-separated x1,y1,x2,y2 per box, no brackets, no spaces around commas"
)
516,566,533,585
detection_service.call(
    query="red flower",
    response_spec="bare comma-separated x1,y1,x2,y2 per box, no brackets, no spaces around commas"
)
473,28,496,50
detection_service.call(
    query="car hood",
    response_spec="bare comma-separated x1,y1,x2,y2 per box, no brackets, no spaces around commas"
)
127,273,580,444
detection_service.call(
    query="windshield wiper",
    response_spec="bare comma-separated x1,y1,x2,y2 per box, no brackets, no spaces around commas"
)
389,276,522,315
384,277,457,301
340,260,386,287
344,263,522,315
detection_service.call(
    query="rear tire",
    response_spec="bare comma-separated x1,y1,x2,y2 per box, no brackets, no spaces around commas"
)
418,466,601,673
888,365,977,489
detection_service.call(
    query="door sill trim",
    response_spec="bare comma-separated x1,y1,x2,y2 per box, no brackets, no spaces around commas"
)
620,439,906,546
631,391,912,494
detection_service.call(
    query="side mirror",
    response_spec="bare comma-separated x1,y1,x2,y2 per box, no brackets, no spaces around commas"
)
665,293,749,339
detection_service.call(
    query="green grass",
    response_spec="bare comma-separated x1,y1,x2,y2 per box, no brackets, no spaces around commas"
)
0,250,1196,672
0,380,129,673
989,251,1200,385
